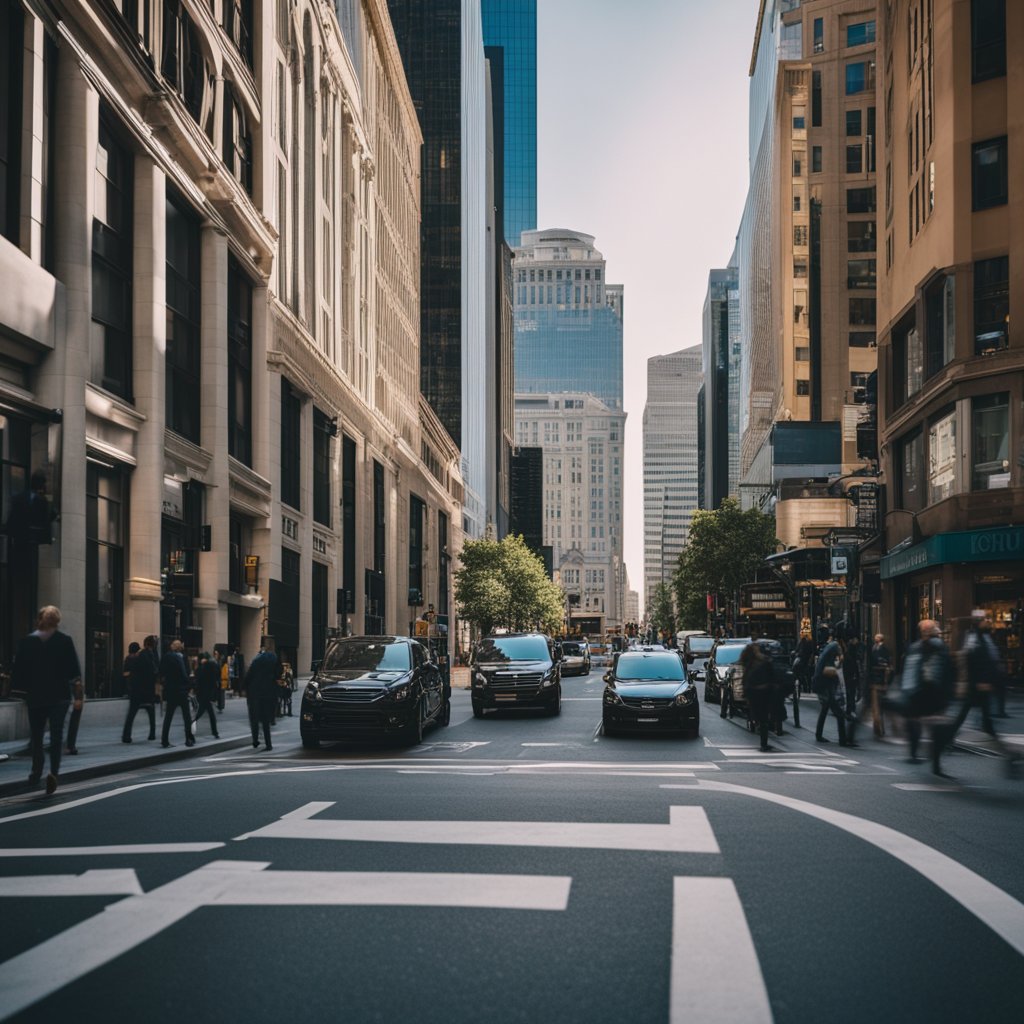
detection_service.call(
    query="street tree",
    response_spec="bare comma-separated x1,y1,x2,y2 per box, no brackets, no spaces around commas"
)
455,534,565,635
672,499,778,631
649,581,677,640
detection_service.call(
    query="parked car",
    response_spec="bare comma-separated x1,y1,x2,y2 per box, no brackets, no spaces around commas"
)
683,634,716,684
300,635,449,748
602,650,699,737
560,639,591,676
702,639,751,705
471,633,562,717
721,638,796,726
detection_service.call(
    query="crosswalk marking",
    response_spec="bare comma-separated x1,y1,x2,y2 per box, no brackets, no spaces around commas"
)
235,801,722,854
0,870,142,897
0,843,225,857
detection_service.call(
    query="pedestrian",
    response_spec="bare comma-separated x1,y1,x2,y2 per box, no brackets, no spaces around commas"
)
192,652,221,739
793,630,815,696
11,605,83,795
278,661,295,717
844,632,863,739
896,619,954,770
740,643,778,753
932,614,1014,777
812,626,852,746
868,633,893,737
217,651,227,711
121,636,159,743
159,639,195,748
245,639,281,750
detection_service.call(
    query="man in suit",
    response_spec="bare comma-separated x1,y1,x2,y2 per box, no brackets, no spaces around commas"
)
245,639,281,750
159,639,194,748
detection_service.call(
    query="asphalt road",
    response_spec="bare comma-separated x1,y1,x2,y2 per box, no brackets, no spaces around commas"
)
1,669,1022,1023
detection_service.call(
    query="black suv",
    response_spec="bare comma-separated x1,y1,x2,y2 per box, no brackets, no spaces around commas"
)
300,635,449,748
471,633,561,717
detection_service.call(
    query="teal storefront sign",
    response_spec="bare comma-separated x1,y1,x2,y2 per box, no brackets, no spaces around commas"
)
881,526,1024,580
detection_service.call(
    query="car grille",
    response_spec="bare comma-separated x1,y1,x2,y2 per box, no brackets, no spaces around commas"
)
620,696,675,709
488,673,543,691
321,688,385,703
316,707,388,730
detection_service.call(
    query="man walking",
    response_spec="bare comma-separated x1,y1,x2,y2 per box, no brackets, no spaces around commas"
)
159,639,194,748
12,606,83,795
813,626,851,746
869,633,893,737
245,640,281,750
899,619,954,770
122,636,159,743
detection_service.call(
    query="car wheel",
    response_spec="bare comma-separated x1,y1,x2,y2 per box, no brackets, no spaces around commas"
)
439,697,451,726
548,689,561,715
472,698,484,718
300,730,319,750
405,697,425,746
603,718,616,737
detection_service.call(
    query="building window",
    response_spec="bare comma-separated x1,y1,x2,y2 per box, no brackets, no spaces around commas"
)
795,346,810,362
796,379,810,396
165,190,201,442
846,187,876,213
792,107,805,131
224,0,254,69
924,273,956,376
847,259,876,290
373,459,385,575
437,510,449,618
811,71,822,127
972,0,1006,82
85,463,126,697
813,16,824,53
92,113,134,401
846,145,863,174
311,560,328,664
928,408,957,504
850,371,871,403
223,83,252,195
848,221,876,252
793,151,803,176
846,21,876,47
898,429,925,512
846,110,862,137
1,0,24,246
229,514,246,594
972,394,1010,490
793,190,802,212
161,0,214,134
849,331,875,348
845,61,874,95
341,434,356,613
408,495,424,605
793,225,808,247
227,256,252,465
313,408,331,527
849,297,876,325
972,137,1008,210
793,259,808,279
974,255,1009,354
281,378,301,510
811,146,822,173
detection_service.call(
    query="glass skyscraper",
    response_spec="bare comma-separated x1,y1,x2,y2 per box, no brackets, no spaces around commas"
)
481,0,537,246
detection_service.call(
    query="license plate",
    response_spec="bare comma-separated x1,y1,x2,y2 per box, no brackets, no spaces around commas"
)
495,694,517,701
638,717,659,723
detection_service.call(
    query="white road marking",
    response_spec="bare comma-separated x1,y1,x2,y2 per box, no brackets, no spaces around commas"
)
0,843,224,857
0,859,569,1020
696,778,1024,958
521,742,567,747
718,749,840,758
671,877,773,1024
236,801,721,853
0,870,142,897
891,783,963,792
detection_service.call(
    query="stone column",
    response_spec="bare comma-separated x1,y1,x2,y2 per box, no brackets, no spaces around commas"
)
197,226,229,648
126,156,167,642
34,51,97,652
298,398,313,663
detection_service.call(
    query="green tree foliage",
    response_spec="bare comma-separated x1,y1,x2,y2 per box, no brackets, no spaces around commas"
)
649,581,677,639
454,534,565,635
672,499,778,630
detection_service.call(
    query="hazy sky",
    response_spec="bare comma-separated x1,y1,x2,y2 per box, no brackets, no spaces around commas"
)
537,0,760,612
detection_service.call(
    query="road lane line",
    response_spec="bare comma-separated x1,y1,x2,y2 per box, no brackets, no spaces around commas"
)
891,783,963,792
0,843,224,857
696,779,1024,958
0,870,142,897
671,877,773,1024
236,802,721,853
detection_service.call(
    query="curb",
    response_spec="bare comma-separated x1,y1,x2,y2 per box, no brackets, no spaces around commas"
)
0,733,255,799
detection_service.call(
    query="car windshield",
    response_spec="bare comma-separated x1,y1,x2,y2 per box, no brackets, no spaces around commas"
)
714,645,744,665
562,642,584,655
689,638,715,654
475,636,550,662
322,640,411,672
615,654,684,681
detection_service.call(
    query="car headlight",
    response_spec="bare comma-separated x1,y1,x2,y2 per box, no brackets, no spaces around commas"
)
390,684,414,702
541,671,555,687
304,682,323,703
603,688,622,705
675,689,697,705
473,671,488,689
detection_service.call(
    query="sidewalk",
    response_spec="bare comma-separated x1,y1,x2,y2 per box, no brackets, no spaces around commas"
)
0,692,299,798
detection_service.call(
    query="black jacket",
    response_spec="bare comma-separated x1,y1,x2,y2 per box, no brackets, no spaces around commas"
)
245,650,281,700
127,649,159,703
194,659,221,699
158,651,191,696
12,630,82,708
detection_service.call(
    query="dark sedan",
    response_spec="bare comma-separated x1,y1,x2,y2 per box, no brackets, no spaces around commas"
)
300,636,449,748
602,651,699,737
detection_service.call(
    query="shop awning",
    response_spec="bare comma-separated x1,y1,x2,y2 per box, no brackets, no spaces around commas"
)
880,525,1024,580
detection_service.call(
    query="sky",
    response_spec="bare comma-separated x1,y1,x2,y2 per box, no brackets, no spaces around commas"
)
536,0,761,613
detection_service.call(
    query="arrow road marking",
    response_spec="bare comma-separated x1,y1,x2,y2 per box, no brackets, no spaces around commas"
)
235,801,721,854
671,877,773,1024
0,870,142,897
0,860,570,1021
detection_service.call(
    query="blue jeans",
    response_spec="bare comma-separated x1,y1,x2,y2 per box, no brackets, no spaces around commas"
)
28,701,70,779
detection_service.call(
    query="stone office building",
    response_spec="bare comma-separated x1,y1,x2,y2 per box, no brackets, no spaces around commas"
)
0,0,462,695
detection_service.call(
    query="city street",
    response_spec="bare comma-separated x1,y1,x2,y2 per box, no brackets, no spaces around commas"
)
1,672,1022,1023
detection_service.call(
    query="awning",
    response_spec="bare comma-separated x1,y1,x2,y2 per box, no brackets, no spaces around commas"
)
880,526,1024,580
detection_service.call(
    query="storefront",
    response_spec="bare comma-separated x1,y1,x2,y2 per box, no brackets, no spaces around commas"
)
881,525,1024,675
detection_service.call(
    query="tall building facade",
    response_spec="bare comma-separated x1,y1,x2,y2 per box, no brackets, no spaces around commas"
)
702,263,741,509
512,229,624,410
387,0,492,537
515,393,626,631
877,0,1024,657
0,0,463,692
481,0,537,246
643,346,703,611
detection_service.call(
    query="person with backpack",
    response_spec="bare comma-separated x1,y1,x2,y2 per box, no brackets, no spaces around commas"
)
812,626,852,746
896,619,954,770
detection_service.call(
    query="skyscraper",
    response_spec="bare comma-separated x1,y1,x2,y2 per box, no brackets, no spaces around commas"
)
481,0,537,246
643,346,703,610
512,228,624,410
702,262,740,509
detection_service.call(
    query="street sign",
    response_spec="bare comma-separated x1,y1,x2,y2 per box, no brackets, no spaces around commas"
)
830,552,849,576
